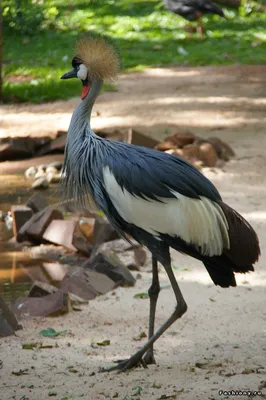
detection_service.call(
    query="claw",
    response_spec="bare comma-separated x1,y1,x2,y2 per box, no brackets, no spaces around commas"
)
99,354,148,373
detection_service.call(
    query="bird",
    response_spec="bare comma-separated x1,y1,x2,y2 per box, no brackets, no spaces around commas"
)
60,35,260,372
163,0,225,39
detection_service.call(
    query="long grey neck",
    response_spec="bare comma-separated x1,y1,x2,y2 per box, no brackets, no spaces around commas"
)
68,79,103,136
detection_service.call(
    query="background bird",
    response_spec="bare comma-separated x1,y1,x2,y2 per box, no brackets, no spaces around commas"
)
61,35,260,372
163,0,225,38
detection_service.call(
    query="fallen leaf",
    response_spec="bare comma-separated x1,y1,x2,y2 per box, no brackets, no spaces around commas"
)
22,343,38,350
21,384,34,389
209,298,216,302
48,392,57,397
158,395,177,399
68,367,79,373
195,361,223,370
134,292,149,299
40,328,67,337
152,382,162,389
133,331,147,341
241,368,255,374
96,340,110,346
113,393,119,398
12,369,29,376
132,386,142,396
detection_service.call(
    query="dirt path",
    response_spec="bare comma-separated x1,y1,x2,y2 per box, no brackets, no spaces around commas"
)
0,66,266,400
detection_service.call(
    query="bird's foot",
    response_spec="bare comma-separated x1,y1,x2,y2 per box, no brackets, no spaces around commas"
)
143,348,156,365
99,353,148,373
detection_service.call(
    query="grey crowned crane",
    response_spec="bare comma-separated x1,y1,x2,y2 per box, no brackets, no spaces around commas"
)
61,36,260,372
163,0,225,38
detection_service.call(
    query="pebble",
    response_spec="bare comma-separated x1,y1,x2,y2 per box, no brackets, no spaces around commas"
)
48,161,63,171
25,166,37,180
32,176,49,189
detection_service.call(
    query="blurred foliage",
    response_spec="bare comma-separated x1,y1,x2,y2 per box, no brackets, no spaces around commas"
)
2,0,266,103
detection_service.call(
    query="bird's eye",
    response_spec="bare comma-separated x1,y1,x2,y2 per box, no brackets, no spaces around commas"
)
77,64,88,81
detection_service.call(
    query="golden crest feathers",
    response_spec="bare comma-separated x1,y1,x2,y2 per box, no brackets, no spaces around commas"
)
74,36,120,82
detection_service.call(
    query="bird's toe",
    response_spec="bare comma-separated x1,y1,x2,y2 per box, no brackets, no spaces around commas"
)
143,349,156,365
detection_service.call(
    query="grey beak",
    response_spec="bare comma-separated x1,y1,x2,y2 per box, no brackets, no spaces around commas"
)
61,69,77,80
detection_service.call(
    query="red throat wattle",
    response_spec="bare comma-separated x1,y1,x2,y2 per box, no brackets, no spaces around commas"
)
81,85,90,100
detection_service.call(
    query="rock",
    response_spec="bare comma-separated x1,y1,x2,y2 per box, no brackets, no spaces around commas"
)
11,205,33,238
199,142,218,167
92,215,120,247
42,219,78,251
0,137,35,161
127,128,159,148
0,296,22,337
155,141,177,151
29,245,68,261
35,170,46,179
99,238,139,254
13,291,69,318
207,137,235,161
134,247,147,266
47,161,63,171
117,250,140,271
72,223,92,256
46,171,61,184
83,250,136,287
37,131,67,156
60,267,115,300
26,193,48,213
164,131,195,148
79,217,96,244
32,176,49,189
179,144,200,162
28,280,58,297
25,166,37,180
17,208,63,243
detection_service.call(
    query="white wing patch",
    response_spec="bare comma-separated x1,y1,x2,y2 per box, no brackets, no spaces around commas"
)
103,166,230,257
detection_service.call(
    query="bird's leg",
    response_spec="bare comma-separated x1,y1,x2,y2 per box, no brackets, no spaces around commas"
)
143,256,160,365
99,260,187,373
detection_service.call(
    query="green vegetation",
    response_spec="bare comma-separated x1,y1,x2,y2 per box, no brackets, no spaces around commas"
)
3,0,266,102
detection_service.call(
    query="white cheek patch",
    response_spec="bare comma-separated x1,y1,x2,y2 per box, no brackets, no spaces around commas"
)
77,64,88,80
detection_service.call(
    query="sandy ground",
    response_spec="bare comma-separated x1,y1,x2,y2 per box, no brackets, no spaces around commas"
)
0,66,266,400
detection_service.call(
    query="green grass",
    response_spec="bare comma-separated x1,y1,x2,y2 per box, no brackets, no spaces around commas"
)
3,0,266,103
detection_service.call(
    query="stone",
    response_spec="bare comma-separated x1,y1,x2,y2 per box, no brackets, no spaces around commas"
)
32,176,49,189
179,144,200,162
42,219,77,251
37,131,67,155
46,171,61,184
47,161,63,171
155,141,177,151
117,250,140,271
164,131,195,148
0,296,22,337
0,137,35,161
99,238,139,254
127,128,159,148
17,208,63,243
83,250,136,287
11,205,33,238
60,267,115,300
134,247,147,266
92,215,119,247
13,291,69,318
25,166,37,180
79,217,96,244
207,137,235,161
199,142,218,167
26,193,48,213
28,280,58,297
72,223,92,256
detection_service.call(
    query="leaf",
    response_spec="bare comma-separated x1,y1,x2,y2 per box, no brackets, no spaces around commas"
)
209,298,216,302
132,386,142,396
12,369,29,376
22,343,38,350
134,292,149,299
21,384,34,389
48,392,57,396
96,339,110,347
158,395,176,400
39,328,67,337
152,382,162,389
133,331,147,341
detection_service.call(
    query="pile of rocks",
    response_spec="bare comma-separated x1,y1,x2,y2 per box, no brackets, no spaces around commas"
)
155,131,235,168
25,161,63,189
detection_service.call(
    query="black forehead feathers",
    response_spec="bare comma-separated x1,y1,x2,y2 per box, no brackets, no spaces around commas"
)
72,56,83,68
